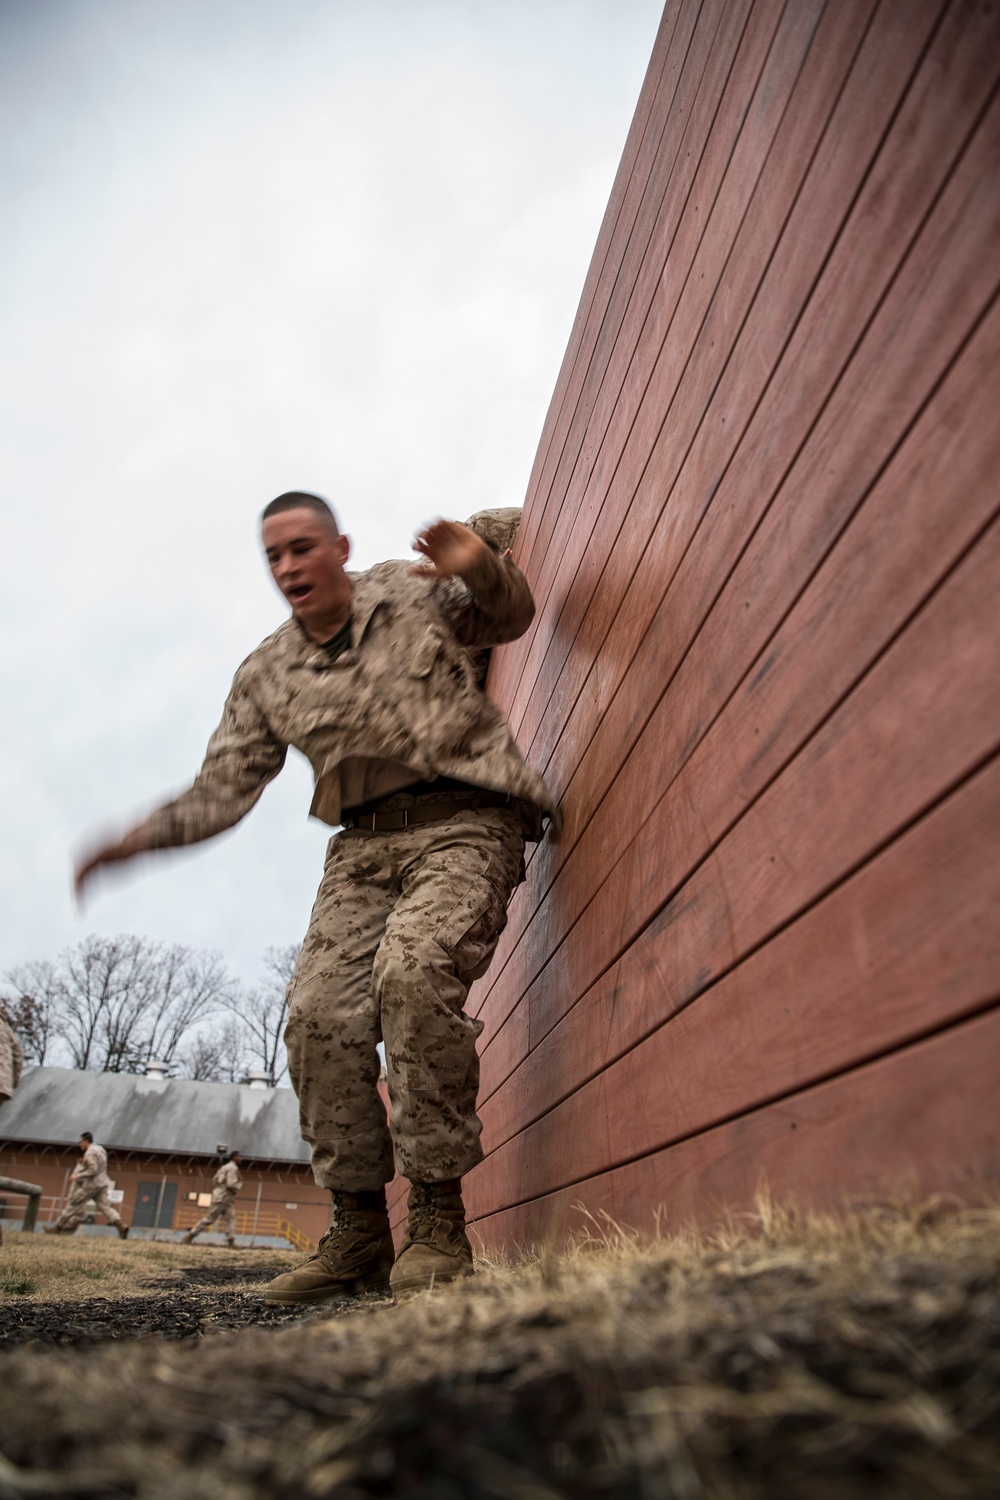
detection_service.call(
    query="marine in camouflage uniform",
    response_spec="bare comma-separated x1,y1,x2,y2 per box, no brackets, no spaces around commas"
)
182,1152,243,1247
0,1016,22,1246
0,1014,22,1106
46,1134,129,1238
75,493,556,1302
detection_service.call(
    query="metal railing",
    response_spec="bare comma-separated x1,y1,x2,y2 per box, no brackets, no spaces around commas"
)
173,1203,316,1251
0,1192,317,1252
2,1193,124,1230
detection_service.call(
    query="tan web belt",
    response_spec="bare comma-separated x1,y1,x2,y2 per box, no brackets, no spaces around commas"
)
342,790,512,833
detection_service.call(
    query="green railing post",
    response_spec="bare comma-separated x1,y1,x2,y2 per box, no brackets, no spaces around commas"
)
0,1175,45,1233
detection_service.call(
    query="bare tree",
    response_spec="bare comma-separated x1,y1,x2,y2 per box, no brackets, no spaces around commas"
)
218,945,298,1085
0,965,60,1065
5,938,295,1085
178,1016,251,1083
5,935,233,1074
58,935,159,1071
133,946,235,1070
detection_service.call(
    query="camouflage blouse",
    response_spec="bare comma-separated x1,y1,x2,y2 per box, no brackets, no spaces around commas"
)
138,528,558,848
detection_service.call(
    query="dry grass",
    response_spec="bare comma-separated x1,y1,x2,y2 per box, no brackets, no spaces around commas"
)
0,1198,999,1497
0,1233,298,1303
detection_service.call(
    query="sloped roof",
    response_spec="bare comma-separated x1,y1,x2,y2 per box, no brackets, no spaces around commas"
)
0,1067,311,1164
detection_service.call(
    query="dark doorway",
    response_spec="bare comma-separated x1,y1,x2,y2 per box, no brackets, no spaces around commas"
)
133,1180,177,1229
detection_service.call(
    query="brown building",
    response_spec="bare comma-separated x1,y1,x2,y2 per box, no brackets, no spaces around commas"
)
0,1065,329,1250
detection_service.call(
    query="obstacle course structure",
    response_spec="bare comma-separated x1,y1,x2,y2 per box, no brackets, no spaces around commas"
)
388,0,1000,1253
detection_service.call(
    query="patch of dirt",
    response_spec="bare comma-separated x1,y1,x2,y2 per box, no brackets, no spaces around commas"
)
176,1261,288,1287
0,1293,303,1346
0,1262,392,1347
134,1261,289,1289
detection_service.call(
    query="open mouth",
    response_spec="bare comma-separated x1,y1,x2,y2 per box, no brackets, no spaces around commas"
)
287,585,313,603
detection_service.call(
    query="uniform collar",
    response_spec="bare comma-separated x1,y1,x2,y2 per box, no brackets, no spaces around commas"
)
279,570,389,667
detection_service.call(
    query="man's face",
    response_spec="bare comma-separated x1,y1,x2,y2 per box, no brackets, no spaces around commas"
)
262,508,350,631
79,1137,89,1152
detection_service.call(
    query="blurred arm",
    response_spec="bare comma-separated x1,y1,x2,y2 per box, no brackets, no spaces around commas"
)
75,676,286,898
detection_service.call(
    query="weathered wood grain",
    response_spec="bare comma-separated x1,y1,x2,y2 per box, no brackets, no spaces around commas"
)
502,504,1000,1093
477,278,1000,1103
479,0,956,1021
514,3,682,565
387,3,1000,1249
470,757,1000,1214
512,0,702,581
507,0,759,616
469,1006,1000,1252
500,0,941,744
475,28,1000,1056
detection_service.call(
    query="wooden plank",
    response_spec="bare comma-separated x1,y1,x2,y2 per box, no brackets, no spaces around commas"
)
476,281,1000,1088
549,38,1000,848
515,0,988,783
468,1005,1000,1253
475,35,1000,1049
485,0,949,960
514,1,687,561
482,0,890,993
470,757,1000,1213
497,0,939,737
508,0,757,604
501,0,847,729
514,0,704,577
481,504,1000,1105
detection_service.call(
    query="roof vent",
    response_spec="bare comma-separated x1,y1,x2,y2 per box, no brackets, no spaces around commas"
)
144,1060,170,1081
246,1070,273,1090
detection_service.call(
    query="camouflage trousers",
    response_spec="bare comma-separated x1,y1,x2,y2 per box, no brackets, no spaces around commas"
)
51,1182,123,1232
285,805,525,1190
190,1197,237,1236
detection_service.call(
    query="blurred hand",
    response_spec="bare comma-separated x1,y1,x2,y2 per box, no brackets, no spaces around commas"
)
73,827,152,907
411,520,490,581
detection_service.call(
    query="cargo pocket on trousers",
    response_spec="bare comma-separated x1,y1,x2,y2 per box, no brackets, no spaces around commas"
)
434,874,510,984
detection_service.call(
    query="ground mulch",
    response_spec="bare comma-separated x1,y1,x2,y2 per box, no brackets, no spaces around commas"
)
1,1205,999,1498
0,1262,347,1347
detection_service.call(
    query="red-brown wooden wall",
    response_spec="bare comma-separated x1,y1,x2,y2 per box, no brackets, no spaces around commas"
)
393,0,1000,1251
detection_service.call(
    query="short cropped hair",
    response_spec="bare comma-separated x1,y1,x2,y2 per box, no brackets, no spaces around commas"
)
261,491,341,536
81,1131,93,1143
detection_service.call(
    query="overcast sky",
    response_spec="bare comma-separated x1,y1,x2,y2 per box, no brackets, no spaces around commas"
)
0,0,662,996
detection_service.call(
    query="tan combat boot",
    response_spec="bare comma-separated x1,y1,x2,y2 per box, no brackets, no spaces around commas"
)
117,1223,130,1240
264,1189,394,1306
389,1179,474,1296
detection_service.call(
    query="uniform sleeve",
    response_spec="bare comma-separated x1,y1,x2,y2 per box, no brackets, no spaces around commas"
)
135,673,287,850
438,544,535,651
0,1018,22,1095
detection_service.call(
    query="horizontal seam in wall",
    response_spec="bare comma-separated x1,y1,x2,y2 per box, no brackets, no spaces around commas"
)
469,992,1000,1223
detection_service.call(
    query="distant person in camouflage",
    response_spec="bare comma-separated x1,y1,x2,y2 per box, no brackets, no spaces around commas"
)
0,1015,23,1247
181,1151,243,1248
45,1133,129,1238
0,1013,22,1106
74,494,557,1303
